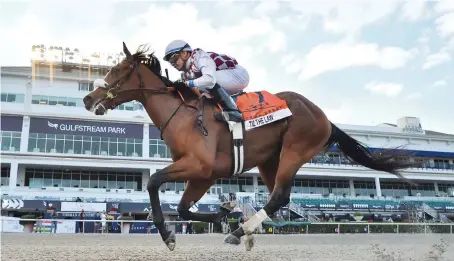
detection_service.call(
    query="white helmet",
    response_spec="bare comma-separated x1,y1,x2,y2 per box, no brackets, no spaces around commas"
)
163,40,192,61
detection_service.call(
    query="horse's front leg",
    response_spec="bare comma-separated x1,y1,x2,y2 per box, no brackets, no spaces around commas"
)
177,180,234,226
147,156,210,251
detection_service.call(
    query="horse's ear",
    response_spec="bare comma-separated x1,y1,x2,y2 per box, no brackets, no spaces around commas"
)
123,42,131,58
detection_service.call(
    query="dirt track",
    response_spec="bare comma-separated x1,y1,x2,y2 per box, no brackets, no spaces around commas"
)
2,233,454,261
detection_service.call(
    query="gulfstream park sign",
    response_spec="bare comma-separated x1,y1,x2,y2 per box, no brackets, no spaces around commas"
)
47,121,126,135
29,117,144,139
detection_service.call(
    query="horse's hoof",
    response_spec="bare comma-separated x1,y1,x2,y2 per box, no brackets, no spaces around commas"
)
244,234,255,251
223,234,241,245
164,231,176,251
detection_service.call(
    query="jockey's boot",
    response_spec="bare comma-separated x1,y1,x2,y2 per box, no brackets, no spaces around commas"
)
210,84,243,122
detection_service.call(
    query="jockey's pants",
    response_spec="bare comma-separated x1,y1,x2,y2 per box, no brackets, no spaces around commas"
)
212,65,249,95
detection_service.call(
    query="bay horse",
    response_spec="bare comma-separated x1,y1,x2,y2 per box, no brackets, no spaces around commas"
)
83,43,413,251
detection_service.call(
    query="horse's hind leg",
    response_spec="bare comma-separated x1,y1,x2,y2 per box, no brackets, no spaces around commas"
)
177,179,233,225
224,128,330,250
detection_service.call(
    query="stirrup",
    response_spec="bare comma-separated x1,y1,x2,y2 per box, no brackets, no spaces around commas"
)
214,110,243,123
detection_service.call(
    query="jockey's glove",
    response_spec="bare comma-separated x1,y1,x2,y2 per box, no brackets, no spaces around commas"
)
173,79,188,90
174,79,202,95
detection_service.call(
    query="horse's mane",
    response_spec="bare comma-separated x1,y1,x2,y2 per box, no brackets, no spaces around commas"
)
132,44,199,101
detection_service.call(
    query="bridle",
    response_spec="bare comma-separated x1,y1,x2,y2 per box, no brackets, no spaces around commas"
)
101,57,202,139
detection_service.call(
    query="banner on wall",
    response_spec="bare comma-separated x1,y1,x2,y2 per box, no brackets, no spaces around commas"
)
29,117,143,139
119,202,220,213
0,217,24,233
61,202,106,212
0,115,23,131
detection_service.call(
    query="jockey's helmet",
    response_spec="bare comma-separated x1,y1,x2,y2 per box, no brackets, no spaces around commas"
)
163,40,192,62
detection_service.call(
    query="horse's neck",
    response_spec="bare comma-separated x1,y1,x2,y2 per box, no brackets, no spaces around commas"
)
142,90,182,131
138,67,213,141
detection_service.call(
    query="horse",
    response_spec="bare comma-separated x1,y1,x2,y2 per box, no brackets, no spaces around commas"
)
82,42,414,251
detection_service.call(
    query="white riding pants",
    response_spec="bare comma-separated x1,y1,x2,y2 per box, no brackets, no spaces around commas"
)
214,65,250,95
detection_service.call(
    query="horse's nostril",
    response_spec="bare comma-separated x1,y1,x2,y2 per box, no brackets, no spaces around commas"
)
83,96,92,105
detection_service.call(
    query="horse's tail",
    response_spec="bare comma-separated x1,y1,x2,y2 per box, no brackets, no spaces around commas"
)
326,122,416,185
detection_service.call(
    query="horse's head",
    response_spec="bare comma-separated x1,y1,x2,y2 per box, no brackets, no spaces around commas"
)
83,42,168,115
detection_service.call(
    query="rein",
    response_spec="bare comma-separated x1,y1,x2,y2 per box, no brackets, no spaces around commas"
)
102,58,206,139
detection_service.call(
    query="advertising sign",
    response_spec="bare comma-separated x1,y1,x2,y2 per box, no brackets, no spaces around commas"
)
29,117,143,138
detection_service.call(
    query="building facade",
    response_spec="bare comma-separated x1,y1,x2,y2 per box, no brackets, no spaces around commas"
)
1,61,454,204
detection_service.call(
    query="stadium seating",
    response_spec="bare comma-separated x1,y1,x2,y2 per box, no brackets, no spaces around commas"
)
290,196,454,211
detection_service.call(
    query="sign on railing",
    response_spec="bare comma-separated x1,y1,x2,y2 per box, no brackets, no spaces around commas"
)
2,218,453,235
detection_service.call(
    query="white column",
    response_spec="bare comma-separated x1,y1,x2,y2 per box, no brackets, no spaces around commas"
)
142,123,149,158
24,76,32,112
375,176,382,197
253,175,258,193
142,169,150,191
8,162,19,192
149,168,157,176
349,179,355,196
434,182,440,195
20,116,30,152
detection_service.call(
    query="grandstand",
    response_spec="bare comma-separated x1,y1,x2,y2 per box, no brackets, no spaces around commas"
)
1,45,453,228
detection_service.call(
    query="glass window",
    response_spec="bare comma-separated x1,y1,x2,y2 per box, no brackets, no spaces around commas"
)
78,82,90,91
75,98,84,107
62,172,71,187
1,131,12,151
36,136,46,152
28,137,37,152
65,97,76,107
125,175,134,190
100,138,109,156
15,94,25,103
133,102,143,111
134,142,142,157
1,93,24,103
149,139,171,158
6,94,16,102
24,168,142,191
107,173,117,189
90,173,99,188
80,173,90,188
82,136,91,155
117,174,126,189
45,136,56,153
99,173,107,189
109,138,117,156
31,95,40,104
91,136,100,155
48,96,58,106
38,95,48,105
117,138,126,156
11,134,21,151
73,136,82,154
26,132,143,157
57,97,68,106
124,102,134,111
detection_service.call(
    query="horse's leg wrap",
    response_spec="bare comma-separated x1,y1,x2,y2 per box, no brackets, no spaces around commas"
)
241,209,269,235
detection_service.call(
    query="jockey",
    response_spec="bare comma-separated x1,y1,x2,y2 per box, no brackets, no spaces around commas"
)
163,39,249,122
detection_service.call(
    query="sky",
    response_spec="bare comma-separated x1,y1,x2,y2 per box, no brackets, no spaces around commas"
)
0,0,453,134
